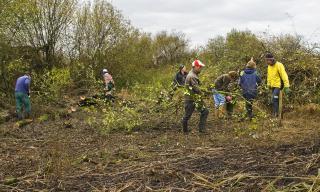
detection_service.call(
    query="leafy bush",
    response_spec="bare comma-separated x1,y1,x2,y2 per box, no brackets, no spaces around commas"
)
70,62,100,90
100,107,142,133
7,59,30,75
32,67,71,100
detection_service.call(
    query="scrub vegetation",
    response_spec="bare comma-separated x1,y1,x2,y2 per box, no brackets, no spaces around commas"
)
0,0,319,191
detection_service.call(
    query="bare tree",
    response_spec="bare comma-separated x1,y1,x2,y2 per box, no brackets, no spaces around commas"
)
73,0,130,68
10,0,77,68
152,31,189,66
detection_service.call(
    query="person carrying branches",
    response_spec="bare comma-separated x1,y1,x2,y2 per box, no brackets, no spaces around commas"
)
182,60,209,133
265,53,291,117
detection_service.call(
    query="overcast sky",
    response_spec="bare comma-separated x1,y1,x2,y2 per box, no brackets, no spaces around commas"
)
112,0,320,47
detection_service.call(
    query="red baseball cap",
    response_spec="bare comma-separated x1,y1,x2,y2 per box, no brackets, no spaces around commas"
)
192,60,205,67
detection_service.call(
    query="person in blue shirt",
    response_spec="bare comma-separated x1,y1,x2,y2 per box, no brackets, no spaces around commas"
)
239,58,262,119
15,73,31,120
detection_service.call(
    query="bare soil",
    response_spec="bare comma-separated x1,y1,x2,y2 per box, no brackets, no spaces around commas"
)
0,107,319,192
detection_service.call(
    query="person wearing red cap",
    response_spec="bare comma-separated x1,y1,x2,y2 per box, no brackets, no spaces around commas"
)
182,60,209,133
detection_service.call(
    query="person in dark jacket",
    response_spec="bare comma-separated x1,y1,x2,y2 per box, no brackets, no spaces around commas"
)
173,64,188,87
239,58,262,119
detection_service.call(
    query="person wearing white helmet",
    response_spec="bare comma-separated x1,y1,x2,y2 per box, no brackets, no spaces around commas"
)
182,60,209,133
102,69,115,101
102,69,108,74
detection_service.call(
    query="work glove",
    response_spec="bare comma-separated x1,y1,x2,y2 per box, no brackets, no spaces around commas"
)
284,87,291,95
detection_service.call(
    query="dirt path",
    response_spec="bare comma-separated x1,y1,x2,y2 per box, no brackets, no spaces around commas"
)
0,111,319,191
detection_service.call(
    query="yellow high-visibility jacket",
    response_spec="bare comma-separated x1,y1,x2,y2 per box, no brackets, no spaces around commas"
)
267,61,290,88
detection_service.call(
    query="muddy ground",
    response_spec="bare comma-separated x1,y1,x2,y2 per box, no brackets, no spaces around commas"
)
0,108,319,192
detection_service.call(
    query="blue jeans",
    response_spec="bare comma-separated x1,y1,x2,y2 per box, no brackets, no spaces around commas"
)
272,88,280,116
212,89,225,108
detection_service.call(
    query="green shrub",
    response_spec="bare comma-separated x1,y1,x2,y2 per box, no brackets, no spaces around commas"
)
38,114,49,122
32,67,71,100
101,107,142,133
7,59,30,75
70,62,99,90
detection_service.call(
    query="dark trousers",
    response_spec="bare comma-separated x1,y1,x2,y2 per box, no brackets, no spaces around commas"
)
244,96,254,119
226,102,234,117
105,94,115,102
182,100,209,132
272,88,280,116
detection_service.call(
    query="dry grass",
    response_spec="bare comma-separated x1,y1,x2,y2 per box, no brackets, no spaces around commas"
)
0,105,319,191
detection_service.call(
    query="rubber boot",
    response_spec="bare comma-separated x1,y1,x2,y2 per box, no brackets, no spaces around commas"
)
226,103,233,119
199,108,209,133
17,113,23,121
182,119,189,133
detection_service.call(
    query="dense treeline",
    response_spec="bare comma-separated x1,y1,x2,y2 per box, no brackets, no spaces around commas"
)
0,0,191,99
1,0,320,106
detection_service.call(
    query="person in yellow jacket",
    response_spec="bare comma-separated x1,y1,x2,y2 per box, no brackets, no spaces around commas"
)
265,53,291,117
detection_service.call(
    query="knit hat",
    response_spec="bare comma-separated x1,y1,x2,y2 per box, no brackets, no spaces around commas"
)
265,52,274,59
192,60,205,67
246,57,256,69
